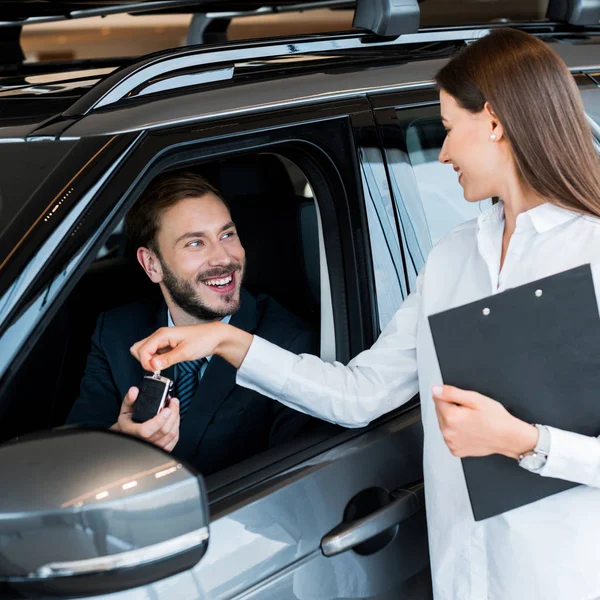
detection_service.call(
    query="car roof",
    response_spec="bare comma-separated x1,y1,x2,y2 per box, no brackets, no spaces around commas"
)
0,61,133,129
1,24,600,140
2,22,600,301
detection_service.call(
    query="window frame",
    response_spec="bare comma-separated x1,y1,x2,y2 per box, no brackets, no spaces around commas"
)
0,101,418,503
371,90,496,292
351,111,408,335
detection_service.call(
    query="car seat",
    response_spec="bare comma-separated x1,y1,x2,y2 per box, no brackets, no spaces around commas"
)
216,153,321,324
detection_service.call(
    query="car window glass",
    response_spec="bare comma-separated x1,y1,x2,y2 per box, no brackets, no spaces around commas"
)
579,80,600,144
385,113,492,291
0,151,346,484
360,146,405,331
0,141,77,245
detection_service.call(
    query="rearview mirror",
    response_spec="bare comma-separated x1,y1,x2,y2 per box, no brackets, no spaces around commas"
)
0,428,209,598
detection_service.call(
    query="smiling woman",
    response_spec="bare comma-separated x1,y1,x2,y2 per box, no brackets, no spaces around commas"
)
128,29,600,600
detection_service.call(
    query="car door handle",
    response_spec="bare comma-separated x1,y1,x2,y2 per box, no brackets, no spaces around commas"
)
321,482,424,557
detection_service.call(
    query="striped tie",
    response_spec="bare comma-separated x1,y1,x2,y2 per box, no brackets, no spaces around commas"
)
174,359,205,418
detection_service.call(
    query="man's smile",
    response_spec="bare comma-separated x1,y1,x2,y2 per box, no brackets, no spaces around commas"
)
199,271,237,294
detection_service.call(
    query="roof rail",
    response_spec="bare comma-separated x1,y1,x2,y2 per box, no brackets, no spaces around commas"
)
65,28,489,116
547,0,600,25
353,0,419,36
0,0,211,28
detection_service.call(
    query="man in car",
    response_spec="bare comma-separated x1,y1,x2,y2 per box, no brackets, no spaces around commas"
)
67,171,318,475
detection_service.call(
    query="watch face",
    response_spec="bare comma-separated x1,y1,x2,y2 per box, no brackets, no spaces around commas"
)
521,453,546,471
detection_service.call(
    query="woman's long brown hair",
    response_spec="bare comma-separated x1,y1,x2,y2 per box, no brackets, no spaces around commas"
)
436,28,600,218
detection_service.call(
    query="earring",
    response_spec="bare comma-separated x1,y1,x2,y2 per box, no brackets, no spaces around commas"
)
490,134,497,141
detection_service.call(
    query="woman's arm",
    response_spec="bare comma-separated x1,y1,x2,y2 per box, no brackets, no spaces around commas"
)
131,273,425,428
432,385,600,489
131,321,254,371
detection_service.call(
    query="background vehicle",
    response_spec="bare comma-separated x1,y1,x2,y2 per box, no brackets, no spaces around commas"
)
1,0,600,598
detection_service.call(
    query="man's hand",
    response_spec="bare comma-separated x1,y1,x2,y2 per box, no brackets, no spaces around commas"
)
111,387,180,452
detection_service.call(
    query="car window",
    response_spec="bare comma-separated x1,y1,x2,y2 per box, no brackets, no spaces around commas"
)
360,146,405,331
0,149,348,484
0,141,77,246
384,112,492,290
578,78,600,147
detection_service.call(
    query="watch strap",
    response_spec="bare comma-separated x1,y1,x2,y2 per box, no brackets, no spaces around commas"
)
534,424,551,456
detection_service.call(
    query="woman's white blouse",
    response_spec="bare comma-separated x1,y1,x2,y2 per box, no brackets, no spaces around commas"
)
237,201,600,600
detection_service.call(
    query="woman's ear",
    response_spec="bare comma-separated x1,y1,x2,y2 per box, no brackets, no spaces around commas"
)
484,101,505,142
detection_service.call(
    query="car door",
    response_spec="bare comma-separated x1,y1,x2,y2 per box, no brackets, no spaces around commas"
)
182,106,432,600
104,101,430,600
0,98,431,600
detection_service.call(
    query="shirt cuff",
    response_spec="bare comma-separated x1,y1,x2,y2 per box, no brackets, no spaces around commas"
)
539,426,600,487
236,335,298,399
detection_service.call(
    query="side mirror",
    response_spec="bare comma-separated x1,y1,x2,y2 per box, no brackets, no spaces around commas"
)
0,428,209,598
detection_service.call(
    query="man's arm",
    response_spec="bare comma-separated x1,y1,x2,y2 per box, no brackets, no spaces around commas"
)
66,313,122,427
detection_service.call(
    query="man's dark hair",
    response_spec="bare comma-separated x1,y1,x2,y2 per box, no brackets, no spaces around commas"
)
125,171,229,254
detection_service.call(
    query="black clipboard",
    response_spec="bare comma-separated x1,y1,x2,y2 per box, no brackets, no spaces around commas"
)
428,264,600,521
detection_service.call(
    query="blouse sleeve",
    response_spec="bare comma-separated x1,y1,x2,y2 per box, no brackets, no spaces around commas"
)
236,271,424,428
538,426,600,488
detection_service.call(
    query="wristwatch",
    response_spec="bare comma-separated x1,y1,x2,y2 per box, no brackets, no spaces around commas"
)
518,424,551,472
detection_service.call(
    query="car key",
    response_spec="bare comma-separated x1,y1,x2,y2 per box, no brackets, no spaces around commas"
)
132,372,173,423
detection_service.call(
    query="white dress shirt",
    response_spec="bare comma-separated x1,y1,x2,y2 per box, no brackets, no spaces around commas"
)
237,201,600,600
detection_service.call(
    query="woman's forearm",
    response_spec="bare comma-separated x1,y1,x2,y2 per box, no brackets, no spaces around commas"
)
215,322,254,369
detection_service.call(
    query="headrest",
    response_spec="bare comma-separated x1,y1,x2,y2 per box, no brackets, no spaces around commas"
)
217,153,295,201
215,154,319,322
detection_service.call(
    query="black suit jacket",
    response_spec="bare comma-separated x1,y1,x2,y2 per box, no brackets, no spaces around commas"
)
67,290,318,475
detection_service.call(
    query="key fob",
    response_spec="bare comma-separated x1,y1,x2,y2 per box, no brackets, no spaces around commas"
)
132,373,173,424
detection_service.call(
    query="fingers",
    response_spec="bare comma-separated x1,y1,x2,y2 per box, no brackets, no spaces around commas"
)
432,386,460,429
121,387,139,413
148,400,180,445
130,327,184,371
432,385,480,409
115,389,180,452
138,405,173,439
132,324,223,372
433,394,451,429
143,342,190,372
163,400,181,452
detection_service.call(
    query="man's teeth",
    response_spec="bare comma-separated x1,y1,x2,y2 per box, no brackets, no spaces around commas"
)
204,275,233,286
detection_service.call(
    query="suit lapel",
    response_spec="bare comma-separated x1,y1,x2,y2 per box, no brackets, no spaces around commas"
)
175,291,258,462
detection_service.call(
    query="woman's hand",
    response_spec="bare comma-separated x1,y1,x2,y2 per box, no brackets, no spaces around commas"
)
130,321,253,372
432,385,539,459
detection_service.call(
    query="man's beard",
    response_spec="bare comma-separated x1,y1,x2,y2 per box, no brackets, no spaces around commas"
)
160,258,244,322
